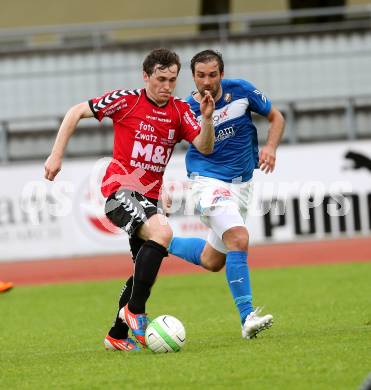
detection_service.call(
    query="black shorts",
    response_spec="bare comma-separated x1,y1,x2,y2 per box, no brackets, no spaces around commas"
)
105,189,163,260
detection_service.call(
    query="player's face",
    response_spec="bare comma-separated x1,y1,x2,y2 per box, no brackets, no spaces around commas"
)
144,64,179,106
193,60,223,100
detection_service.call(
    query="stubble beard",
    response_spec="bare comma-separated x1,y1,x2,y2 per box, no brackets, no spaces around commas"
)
199,85,221,99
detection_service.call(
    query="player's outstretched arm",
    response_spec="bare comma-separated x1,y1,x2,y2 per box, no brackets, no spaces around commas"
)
192,91,215,155
259,106,285,174
44,102,93,181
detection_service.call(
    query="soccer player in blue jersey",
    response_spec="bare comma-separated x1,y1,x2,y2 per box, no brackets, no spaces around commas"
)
167,50,285,339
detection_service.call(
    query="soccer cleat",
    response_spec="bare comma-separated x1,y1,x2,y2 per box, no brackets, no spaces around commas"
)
0,281,13,293
242,307,273,339
104,335,140,351
119,305,149,347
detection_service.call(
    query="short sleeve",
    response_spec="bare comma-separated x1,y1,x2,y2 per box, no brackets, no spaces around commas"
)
178,101,201,143
88,89,134,122
240,80,272,117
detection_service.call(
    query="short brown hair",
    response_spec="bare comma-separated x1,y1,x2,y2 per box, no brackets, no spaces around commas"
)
190,50,224,75
143,48,181,76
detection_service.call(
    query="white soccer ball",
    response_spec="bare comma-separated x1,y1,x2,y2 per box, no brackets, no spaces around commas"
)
145,315,186,353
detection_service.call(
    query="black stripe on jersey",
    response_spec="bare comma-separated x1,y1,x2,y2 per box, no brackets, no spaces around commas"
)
88,99,98,119
92,89,140,112
123,89,140,96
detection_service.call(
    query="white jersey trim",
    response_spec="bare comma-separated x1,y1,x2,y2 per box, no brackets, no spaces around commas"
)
197,97,249,127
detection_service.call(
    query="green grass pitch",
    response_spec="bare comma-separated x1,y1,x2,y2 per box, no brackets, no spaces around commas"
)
0,262,370,389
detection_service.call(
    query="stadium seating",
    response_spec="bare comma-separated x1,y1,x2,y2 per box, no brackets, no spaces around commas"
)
1,11,371,160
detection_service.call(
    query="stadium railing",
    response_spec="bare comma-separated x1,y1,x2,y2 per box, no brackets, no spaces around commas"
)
1,5,371,162
1,94,370,163
1,5,371,52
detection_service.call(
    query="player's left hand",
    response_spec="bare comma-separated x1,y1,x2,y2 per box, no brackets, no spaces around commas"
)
200,90,215,120
259,144,276,174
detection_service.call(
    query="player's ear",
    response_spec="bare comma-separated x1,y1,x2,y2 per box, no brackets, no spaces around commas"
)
220,71,225,79
143,71,149,82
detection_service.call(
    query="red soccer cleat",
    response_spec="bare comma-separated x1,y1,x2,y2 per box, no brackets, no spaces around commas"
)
119,305,149,347
103,335,140,351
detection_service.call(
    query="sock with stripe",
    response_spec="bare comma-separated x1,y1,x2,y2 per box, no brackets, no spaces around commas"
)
168,237,206,266
108,276,133,339
225,251,254,324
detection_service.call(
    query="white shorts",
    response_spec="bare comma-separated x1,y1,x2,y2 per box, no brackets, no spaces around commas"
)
188,176,253,254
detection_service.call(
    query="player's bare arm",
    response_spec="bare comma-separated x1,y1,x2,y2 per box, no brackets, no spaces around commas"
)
259,106,285,174
44,101,93,181
192,90,215,155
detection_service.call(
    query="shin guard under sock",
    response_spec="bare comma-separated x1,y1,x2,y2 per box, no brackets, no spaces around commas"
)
225,251,254,324
129,240,168,314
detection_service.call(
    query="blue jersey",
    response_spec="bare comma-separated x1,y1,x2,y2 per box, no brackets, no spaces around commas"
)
185,79,272,182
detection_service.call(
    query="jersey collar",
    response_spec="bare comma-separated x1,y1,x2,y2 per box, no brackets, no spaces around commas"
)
143,89,170,108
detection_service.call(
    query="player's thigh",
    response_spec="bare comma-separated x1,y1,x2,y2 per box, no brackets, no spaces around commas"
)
207,202,246,241
105,189,158,231
137,213,173,247
105,188,169,247
234,179,253,222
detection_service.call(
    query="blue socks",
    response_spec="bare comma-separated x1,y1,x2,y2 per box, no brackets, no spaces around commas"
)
226,251,254,324
168,237,206,266
169,238,253,324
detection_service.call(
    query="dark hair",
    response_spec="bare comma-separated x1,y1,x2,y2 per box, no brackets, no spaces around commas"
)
190,50,224,75
143,48,181,76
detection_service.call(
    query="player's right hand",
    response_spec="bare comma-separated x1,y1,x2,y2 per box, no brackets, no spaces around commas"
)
161,190,173,215
200,90,215,120
44,154,62,181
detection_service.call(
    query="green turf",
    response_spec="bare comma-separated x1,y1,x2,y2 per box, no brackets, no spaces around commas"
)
1,262,370,389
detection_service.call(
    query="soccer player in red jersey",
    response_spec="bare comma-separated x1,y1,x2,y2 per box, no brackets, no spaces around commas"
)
44,48,215,351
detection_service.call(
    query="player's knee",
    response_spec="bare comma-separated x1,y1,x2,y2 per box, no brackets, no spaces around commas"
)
149,225,173,248
223,227,249,251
